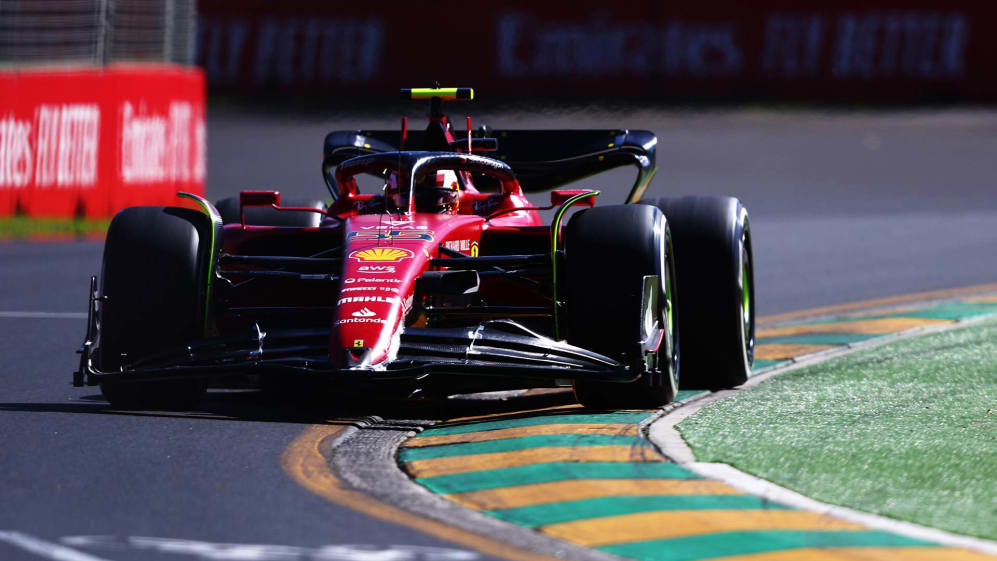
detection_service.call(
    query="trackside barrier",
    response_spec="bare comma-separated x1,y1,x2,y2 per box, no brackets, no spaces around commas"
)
0,65,205,218
197,1,997,102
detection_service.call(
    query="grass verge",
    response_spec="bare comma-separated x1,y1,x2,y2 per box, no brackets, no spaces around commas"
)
0,217,109,240
679,315,997,540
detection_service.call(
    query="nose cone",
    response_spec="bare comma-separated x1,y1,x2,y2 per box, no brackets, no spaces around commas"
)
330,229,431,368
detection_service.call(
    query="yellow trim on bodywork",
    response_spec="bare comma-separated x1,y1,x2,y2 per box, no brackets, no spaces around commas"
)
405,87,474,100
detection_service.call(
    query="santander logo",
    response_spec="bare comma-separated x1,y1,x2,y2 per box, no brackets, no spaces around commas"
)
351,307,376,318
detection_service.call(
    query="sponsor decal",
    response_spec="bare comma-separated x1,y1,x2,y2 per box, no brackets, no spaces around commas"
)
343,276,401,284
349,247,414,262
353,339,364,347
338,296,400,306
442,240,479,256
341,286,400,293
349,230,434,241
120,101,206,184
497,13,742,78
1,104,101,189
443,239,477,253
359,223,428,230
198,17,385,86
357,265,395,274
335,317,386,325
351,307,376,318
472,196,503,215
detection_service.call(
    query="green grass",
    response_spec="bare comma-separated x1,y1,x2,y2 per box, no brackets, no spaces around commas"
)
0,217,109,239
679,316,997,540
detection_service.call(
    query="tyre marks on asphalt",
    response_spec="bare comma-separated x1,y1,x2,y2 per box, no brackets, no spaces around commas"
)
396,297,997,561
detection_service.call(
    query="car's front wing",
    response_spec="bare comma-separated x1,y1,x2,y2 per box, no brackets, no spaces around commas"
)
75,318,637,388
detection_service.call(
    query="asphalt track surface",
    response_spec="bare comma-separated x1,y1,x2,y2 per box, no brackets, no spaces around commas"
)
2,108,996,561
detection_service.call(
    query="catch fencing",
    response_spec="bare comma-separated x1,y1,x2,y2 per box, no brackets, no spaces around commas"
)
0,0,196,67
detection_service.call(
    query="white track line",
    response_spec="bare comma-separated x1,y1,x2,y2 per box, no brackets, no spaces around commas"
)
0,311,87,319
0,531,113,561
648,314,997,556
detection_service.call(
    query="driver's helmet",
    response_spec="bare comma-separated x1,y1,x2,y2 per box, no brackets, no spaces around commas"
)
387,169,461,213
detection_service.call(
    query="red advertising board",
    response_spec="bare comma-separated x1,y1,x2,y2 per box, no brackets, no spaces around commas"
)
0,65,205,218
197,1,997,102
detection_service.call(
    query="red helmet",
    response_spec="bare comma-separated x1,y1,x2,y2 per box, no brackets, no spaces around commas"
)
387,170,460,214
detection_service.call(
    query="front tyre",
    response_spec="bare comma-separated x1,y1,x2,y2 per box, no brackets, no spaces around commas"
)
641,196,754,390
97,206,212,409
564,204,679,409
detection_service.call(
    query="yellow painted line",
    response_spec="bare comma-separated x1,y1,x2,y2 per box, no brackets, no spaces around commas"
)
541,509,866,547
404,424,639,448
755,343,836,360
713,546,997,561
448,478,743,511
758,317,950,338
757,283,997,326
281,425,566,561
405,445,665,478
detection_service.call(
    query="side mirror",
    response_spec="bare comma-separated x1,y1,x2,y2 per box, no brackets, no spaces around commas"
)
239,190,280,229
240,190,280,208
551,189,597,208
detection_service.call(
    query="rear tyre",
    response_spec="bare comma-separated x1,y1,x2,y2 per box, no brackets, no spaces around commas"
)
564,204,679,409
214,196,326,227
97,206,212,409
641,196,754,390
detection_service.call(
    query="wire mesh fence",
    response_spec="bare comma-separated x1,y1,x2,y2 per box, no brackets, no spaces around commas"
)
0,0,195,67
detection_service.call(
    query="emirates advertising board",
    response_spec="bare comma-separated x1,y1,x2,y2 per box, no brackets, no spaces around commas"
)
197,1,997,101
0,66,205,218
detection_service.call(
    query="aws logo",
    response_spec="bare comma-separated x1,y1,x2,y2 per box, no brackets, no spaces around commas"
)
349,248,413,262
357,265,395,274
348,230,434,242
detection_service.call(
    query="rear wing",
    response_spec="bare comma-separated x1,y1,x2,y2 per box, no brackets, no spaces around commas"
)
322,129,657,204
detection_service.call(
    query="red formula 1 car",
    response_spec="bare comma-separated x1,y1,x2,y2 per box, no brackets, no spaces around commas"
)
74,88,755,410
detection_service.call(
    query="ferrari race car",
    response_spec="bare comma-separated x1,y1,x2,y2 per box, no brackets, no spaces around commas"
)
74,87,755,410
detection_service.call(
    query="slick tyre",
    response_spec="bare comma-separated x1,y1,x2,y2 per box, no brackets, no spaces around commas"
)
97,206,212,409
215,196,326,227
641,195,754,390
564,204,679,409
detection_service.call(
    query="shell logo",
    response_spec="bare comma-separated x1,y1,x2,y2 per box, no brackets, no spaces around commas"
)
349,247,414,262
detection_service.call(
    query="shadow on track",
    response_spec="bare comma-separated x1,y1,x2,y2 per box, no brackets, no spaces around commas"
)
0,386,583,426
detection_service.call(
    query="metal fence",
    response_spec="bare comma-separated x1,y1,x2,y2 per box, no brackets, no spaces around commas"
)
0,0,196,67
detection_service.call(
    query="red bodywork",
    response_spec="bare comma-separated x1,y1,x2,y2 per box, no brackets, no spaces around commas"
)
73,90,663,394
219,158,553,370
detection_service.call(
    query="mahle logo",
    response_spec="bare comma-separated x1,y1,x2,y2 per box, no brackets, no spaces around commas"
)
339,296,399,306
